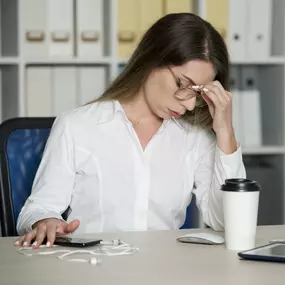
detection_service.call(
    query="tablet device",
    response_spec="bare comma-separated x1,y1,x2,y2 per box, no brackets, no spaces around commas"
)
238,242,285,263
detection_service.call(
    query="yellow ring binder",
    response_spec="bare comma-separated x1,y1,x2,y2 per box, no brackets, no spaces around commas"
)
118,31,136,43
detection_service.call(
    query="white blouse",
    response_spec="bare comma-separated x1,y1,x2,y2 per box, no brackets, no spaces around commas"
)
17,100,246,235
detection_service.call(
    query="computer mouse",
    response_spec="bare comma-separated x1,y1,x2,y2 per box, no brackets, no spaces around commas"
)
177,232,225,245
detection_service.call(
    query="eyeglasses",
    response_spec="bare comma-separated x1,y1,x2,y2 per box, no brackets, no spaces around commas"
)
168,67,207,108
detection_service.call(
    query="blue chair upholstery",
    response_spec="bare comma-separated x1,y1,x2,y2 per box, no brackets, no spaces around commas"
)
180,194,200,229
7,128,51,220
180,204,193,229
0,117,55,236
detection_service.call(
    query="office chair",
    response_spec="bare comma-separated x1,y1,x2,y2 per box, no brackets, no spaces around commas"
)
0,117,55,236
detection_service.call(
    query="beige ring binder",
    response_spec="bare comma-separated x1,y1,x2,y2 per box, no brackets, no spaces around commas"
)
51,32,70,42
81,31,100,42
26,31,45,42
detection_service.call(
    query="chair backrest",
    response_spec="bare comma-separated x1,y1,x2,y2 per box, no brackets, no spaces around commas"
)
181,205,194,229
0,117,55,236
180,195,200,229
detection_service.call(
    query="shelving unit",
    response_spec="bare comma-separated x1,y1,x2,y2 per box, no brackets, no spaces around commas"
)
242,146,285,156
0,0,284,227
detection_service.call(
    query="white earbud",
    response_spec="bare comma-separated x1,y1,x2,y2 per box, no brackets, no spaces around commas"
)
89,257,101,265
100,239,121,246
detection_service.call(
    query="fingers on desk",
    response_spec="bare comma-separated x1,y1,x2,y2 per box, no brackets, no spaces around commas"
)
14,229,37,248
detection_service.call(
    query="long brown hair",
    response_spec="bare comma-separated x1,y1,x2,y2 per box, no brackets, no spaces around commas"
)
92,13,229,129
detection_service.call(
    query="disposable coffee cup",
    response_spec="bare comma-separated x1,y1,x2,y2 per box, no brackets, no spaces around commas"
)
221,178,261,251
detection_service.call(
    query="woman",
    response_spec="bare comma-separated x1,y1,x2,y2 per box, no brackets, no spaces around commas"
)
16,13,245,248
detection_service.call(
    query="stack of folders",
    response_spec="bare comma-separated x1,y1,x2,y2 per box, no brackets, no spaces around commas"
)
231,66,262,148
228,0,272,62
23,0,105,58
26,67,107,117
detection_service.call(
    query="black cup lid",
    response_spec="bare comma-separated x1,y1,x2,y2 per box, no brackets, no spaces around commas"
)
221,178,261,192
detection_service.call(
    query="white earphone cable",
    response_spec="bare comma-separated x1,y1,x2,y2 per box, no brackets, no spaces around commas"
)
17,239,139,265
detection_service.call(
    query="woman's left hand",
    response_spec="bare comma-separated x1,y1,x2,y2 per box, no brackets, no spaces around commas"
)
201,81,237,154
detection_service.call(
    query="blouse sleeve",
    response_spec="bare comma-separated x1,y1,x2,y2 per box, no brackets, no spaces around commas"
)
192,130,246,230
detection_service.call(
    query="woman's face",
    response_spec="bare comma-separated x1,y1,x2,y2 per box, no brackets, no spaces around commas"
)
143,60,216,119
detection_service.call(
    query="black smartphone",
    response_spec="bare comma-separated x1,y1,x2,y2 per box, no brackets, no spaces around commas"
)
53,236,102,247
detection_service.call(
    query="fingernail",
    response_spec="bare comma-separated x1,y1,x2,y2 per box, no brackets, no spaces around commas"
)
46,241,51,248
14,241,19,246
32,241,38,247
203,87,209,92
23,242,28,247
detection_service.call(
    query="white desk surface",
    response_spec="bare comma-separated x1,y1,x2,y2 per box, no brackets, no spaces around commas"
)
0,225,285,285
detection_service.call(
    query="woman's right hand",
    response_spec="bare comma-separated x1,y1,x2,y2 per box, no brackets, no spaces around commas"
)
15,218,80,249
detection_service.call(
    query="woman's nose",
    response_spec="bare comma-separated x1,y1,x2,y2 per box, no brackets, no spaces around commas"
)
180,97,196,111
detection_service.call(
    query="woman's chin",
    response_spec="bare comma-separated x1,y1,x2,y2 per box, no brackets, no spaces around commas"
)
151,109,168,120
160,112,172,120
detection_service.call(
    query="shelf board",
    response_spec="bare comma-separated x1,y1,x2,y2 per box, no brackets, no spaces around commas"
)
0,58,284,67
0,57,20,65
231,57,285,65
243,146,285,155
23,57,113,65
118,57,285,66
